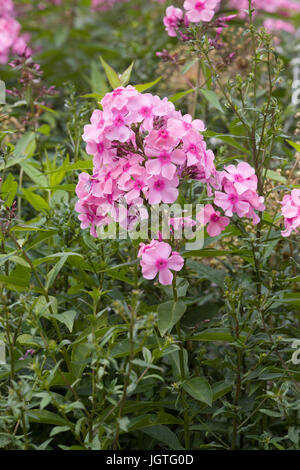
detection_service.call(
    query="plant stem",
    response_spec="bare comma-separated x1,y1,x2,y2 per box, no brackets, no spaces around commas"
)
173,275,190,450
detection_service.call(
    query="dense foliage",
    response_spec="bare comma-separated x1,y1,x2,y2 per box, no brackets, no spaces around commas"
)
1,0,300,451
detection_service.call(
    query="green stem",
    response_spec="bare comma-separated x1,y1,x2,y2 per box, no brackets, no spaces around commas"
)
173,276,190,450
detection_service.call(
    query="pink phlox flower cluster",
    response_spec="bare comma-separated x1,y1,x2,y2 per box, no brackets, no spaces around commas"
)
0,0,31,64
280,189,300,237
92,0,165,12
76,85,214,237
213,162,265,224
139,240,184,285
229,0,300,24
163,0,221,37
163,6,184,37
263,18,296,36
91,0,128,12
0,0,15,15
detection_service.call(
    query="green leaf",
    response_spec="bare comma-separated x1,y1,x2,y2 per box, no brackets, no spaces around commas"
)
169,88,195,103
66,160,93,171
265,169,287,184
128,413,182,432
21,161,48,188
90,60,109,95
186,260,225,287
52,310,77,333
141,425,184,450
134,77,162,92
212,381,233,401
17,334,42,349
204,130,249,153
50,426,70,437
182,249,252,258
0,264,31,291
183,377,213,406
71,343,92,377
33,295,58,318
200,89,223,112
187,328,234,342
157,300,187,336
50,154,69,187
45,254,68,290
0,132,36,170
27,410,69,427
22,188,49,212
286,139,300,152
120,62,134,86
99,56,121,89
1,173,18,207
260,409,282,418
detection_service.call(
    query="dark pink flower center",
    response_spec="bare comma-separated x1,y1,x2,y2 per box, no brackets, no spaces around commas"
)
114,114,125,127
229,194,238,204
97,119,105,129
158,151,171,164
154,179,165,191
156,258,168,270
234,174,243,182
97,142,104,154
123,162,131,171
134,180,144,190
113,89,123,96
188,144,197,154
210,213,220,223
195,1,205,11
158,129,169,139
141,106,152,117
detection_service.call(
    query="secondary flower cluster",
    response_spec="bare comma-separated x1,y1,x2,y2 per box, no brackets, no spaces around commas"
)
280,189,300,237
229,0,300,36
214,162,265,225
76,85,212,237
163,0,220,37
91,0,165,12
0,0,30,64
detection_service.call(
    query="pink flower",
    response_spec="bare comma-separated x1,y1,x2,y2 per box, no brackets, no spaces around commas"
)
214,163,264,223
222,162,258,194
0,0,15,16
263,18,296,36
19,349,36,361
163,6,184,37
140,241,184,285
169,216,196,230
183,0,220,23
280,189,300,237
167,114,206,138
147,175,179,204
145,148,185,180
138,239,160,257
0,15,20,64
214,186,250,218
197,204,229,237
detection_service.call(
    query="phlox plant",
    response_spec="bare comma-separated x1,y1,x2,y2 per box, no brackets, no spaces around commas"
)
0,0,300,452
